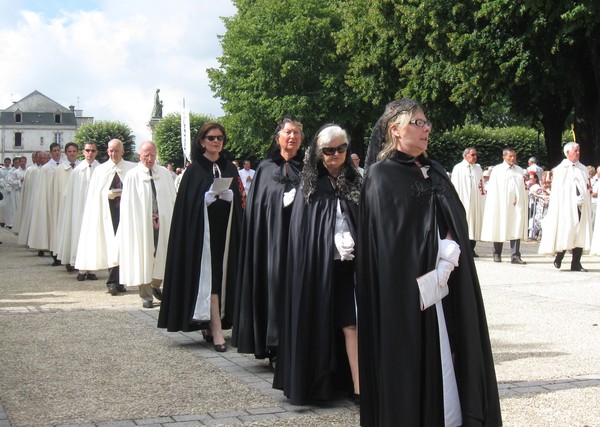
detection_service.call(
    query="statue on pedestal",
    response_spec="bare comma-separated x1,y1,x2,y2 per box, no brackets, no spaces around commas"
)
151,89,163,119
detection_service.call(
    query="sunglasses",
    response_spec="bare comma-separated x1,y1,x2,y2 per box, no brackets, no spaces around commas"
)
205,135,224,142
84,149,97,153
321,143,348,156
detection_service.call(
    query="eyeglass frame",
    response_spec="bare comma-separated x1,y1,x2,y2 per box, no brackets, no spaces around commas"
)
409,119,432,128
321,143,349,156
204,135,225,142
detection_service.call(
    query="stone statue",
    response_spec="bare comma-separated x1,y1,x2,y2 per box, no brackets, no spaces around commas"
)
151,88,163,119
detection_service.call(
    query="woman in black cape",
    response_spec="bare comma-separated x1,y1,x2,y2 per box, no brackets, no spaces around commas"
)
232,117,304,364
357,99,502,426
273,124,362,405
157,123,243,352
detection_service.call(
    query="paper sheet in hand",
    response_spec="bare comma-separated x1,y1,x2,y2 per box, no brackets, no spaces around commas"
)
210,177,233,193
417,269,449,311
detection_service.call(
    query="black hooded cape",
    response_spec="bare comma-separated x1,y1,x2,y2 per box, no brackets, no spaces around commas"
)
157,155,242,332
357,151,502,426
232,150,303,358
273,161,361,405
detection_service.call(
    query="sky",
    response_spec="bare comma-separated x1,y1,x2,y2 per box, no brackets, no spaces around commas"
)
0,0,237,143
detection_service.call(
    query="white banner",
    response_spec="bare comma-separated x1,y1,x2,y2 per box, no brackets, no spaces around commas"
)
180,103,191,163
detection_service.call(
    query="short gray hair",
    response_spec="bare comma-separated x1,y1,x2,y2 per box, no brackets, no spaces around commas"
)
563,141,578,156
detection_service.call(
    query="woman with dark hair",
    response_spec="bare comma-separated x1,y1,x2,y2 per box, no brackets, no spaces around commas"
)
232,117,304,366
358,99,502,426
158,123,243,352
273,124,361,405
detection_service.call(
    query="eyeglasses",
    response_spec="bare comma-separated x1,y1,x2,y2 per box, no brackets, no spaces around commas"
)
321,143,348,156
84,149,97,153
409,119,432,128
205,135,224,142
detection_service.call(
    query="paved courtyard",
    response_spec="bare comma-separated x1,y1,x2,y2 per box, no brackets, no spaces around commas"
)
0,228,598,426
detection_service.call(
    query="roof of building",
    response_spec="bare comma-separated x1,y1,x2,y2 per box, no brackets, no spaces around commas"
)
2,90,72,113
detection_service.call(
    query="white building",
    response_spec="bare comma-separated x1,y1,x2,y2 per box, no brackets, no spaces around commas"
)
0,90,93,161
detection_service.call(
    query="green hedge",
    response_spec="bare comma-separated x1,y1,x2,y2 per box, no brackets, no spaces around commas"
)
427,125,547,171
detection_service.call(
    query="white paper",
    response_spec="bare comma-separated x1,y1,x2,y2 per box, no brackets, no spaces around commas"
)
417,269,449,311
210,177,232,194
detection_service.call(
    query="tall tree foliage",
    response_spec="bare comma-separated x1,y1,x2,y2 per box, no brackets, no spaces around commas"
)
74,121,135,162
153,112,216,167
208,0,373,159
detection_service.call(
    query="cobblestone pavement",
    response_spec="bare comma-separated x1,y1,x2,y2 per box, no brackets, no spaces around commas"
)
0,229,599,426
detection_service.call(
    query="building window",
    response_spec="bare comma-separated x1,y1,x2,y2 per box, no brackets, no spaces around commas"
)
15,132,22,147
15,113,22,123
40,136,44,146
54,132,62,144
54,113,61,123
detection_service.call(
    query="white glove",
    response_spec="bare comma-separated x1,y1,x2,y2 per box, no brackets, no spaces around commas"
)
437,259,455,288
335,231,355,261
205,189,233,206
283,188,296,207
107,189,122,200
438,239,460,267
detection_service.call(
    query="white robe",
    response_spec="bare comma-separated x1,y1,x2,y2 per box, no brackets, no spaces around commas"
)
56,160,99,265
481,161,528,242
539,160,592,254
0,167,14,226
75,159,136,271
16,165,40,244
28,159,60,250
451,160,486,241
238,168,255,194
118,164,176,286
6,167,25,228
50,161,77,254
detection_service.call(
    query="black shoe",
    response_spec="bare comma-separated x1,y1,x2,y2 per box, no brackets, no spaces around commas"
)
214,343,227,352
65,264,75,272
51,259,61,266
571,265,588,272
107,284,119,296
493,254,501,262
472,252,479,258
511,258,527,265
116,285,127,293
142,301,154,309
553,260,561,269
77,273,86,281
38,251,45,257
201,329,213,343
86,273,98,280
349,393,360,406
152,287,163,301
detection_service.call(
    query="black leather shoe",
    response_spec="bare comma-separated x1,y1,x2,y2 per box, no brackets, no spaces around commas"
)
116,285,127,292
142,301,154,309
77,273,86,281
553,260,561,269
511,258,527,265
152,287,163,301
65,264,75,272
472,252,479,258
107,284,119,295
349,393,360,406
214,343,227,352
38,251,45,257
86,273,98,280
201,329,213,343
571,266,588,272
51,259,61,266
493,254,501,262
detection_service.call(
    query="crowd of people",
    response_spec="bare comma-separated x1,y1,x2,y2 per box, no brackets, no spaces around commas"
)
24,98,598,424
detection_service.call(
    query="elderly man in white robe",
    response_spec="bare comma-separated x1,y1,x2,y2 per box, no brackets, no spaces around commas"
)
57,142,100,275
540,142,592,271
451,147,486,257
481,147,528,264
119,141,176,308
75,139,135,294
29,144,62,257
6,157,27,229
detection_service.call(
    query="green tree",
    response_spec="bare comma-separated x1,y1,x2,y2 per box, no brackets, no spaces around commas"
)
208,0,373,159
153,112,217,168
74,121,135,162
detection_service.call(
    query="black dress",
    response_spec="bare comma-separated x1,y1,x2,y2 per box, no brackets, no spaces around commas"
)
232,151,303,358
357,151,502,426
273,165,360,405
157,155,242,332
